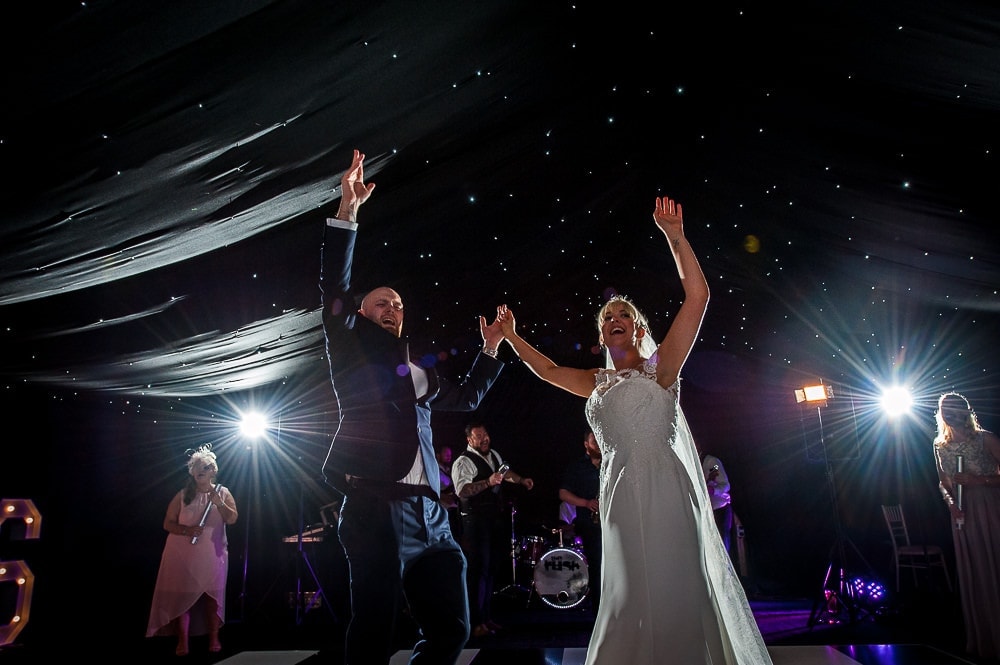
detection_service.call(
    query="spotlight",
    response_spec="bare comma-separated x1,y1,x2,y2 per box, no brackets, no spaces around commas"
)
880,386,913,418
239,411,269,439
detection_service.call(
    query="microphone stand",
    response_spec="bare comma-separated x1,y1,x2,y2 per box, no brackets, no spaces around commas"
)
955,455,965,530
497,499,530,601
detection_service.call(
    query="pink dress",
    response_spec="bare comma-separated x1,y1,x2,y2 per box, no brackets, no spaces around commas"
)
146,486,232,637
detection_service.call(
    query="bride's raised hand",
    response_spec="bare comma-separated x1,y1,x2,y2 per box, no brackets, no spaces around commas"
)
653,196,683,239
497,304,517,337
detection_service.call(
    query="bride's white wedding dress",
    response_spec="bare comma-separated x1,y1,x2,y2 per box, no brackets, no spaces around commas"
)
584,360,772,664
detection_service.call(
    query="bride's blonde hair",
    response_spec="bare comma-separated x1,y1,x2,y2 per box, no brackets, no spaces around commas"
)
595,295,650,336
596,295,659,368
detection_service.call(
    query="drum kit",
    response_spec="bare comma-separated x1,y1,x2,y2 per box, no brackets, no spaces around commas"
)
499,504,590,610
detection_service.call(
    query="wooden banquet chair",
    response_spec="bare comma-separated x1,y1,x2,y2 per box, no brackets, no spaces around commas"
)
880,503,953,592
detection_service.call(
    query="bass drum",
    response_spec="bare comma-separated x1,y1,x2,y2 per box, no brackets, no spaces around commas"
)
533,547,589,609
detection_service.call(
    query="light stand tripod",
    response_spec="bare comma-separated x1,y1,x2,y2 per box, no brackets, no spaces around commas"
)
805,399,878,628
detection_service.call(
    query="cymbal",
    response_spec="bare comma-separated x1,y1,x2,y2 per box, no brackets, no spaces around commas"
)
540,522,573,533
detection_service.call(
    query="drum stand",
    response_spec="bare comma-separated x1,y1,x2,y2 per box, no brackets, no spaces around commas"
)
496,501,531,600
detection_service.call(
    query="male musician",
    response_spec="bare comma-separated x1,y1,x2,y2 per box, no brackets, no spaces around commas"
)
452,422,533,637
558,429,602,610
702,452,733,553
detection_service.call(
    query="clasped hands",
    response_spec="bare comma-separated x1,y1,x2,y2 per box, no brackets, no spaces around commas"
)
486,304,515,338
480,304,515,349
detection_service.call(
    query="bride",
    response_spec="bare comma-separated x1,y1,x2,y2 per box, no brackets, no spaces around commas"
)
497,196,771,664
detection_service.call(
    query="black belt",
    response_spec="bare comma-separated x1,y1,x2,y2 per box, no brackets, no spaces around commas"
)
346,476,438,501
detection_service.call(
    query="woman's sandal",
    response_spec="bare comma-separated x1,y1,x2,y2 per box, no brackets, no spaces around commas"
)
175,642,189,657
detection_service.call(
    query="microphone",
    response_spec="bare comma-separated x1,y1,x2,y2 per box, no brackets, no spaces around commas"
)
191,484,219,544
955,455,964,530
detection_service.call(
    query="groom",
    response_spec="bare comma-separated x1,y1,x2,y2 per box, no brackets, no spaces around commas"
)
319,149,506,665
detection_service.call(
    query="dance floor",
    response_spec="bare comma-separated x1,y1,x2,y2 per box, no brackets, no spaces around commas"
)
1,589,989,664
371,597,986,665
213,644,981,665
376,646,980,665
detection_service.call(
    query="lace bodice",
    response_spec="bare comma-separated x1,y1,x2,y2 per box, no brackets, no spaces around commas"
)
936,431,999,476
592,359,674,395
587,359,680,460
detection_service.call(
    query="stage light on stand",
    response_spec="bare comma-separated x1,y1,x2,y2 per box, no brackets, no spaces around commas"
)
236,409,272,623
796,380,879,628
796,383,834,406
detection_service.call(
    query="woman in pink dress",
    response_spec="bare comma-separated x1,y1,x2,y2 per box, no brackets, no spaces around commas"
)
146,444,238,656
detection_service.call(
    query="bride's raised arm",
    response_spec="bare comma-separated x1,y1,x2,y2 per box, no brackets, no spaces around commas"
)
497,304,598,398
651,196,709,390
